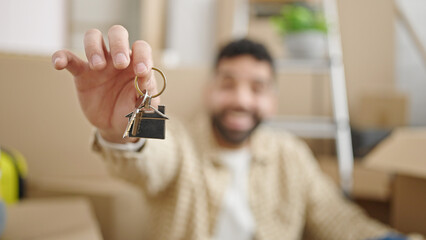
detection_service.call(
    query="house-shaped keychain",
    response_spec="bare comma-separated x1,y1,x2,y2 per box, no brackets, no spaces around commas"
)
125,105,168,139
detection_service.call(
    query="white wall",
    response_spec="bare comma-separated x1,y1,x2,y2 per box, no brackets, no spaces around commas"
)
0,0,66,55
0,0,141,56
164,0,216,67
70,0,141,53
395,0,426,126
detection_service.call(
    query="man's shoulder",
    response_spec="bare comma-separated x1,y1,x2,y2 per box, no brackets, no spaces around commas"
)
254,125,305,149
252,125,316,165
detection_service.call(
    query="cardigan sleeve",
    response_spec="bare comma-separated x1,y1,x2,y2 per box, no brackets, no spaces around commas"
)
92,120,189,196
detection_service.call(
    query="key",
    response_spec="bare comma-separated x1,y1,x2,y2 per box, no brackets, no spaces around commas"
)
123,108,140,138
122,96,146,138
132,111,142,136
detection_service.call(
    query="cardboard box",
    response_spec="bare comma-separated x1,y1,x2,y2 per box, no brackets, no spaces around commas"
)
3,197,103,240
338,0,396,120
318,156,392,224
351,91,408,129
318,156,391,202
365,128,426,235
27,176,148,240
0,53,109,179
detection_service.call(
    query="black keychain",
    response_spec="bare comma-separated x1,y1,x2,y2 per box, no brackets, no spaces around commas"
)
122,67,169,139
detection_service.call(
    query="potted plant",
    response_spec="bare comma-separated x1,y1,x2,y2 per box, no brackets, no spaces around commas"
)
270,3,328,59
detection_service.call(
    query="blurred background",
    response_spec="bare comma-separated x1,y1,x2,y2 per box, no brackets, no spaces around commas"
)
0,0,425,239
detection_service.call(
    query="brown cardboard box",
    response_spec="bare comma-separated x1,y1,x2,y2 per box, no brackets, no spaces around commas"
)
27,176,148,240
3,197,103,240
365,128,426,235
0,53,109,179
319,156,391,201
338,0,396,120
318,156,392,224
352,91,408,129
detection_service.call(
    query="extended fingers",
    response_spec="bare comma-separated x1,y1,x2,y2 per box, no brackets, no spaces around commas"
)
132,40,153,77
132,40,156,90
108,25,130,69
84,29,107,70
52,49,88,76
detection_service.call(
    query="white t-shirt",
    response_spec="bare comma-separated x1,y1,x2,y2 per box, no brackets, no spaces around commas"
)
212,148,255,240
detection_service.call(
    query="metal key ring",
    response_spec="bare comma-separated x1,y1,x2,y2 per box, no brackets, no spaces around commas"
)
134,67,167,98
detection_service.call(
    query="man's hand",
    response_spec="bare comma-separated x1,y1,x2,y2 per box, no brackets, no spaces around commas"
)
52,25,159,143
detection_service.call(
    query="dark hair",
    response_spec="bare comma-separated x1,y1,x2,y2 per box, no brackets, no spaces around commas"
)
215,39,275,74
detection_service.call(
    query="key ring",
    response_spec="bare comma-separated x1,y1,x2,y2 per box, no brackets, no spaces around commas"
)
134,67,167,98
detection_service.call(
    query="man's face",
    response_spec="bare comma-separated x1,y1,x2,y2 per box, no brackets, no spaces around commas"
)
205,55,277,147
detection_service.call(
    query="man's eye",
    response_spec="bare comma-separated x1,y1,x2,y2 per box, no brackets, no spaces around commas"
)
219,79,234,89
252,83,266,93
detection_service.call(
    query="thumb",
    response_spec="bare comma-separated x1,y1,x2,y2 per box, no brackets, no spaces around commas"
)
52,49,88,76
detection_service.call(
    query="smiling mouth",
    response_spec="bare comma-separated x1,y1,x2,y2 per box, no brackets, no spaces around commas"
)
221,110,255,131
211,108,262,145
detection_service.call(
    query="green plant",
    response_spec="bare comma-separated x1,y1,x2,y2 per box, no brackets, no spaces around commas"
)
270,3,328,36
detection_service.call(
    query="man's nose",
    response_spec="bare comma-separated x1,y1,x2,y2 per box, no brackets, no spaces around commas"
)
232,86,253,110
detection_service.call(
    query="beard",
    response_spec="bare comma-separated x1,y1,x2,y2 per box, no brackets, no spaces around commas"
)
211,108,262,145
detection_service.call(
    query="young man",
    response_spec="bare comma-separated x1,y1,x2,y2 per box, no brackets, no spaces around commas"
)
52,25,411,240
